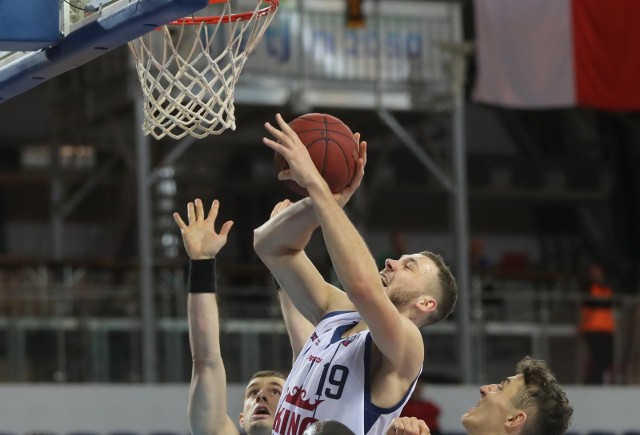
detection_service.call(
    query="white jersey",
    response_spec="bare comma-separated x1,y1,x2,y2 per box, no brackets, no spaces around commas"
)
272,311,420,435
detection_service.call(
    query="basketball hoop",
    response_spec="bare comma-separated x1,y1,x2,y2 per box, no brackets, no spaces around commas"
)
128,0,279,140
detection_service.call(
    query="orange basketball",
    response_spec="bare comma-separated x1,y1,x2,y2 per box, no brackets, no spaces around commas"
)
274,113,359,197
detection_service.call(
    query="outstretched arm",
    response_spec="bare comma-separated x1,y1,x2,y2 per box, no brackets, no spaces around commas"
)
173,198,237,435
254,136,367,324
278,285,314,362
267,202,317,361
262,114,424,381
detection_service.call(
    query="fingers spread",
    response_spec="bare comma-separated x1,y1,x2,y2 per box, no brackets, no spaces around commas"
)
359,141,368,167
207,199,220,222
264,122,282,139
219,220,234,237
275,113,289,130
195,198,205,221
173,212,187,230
263,135,285,154
187,201,195,224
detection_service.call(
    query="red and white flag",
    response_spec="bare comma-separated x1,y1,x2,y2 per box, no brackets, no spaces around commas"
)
472,0,640,111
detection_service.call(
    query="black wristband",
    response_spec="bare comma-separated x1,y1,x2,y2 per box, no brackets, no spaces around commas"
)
188,259,217,293
271,274,282,291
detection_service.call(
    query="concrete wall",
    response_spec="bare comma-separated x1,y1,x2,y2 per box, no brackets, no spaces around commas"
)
1,384,639,434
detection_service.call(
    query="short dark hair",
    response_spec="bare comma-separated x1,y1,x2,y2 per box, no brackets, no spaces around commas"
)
420,251,457,325
513,356,573,435
248,370,286,384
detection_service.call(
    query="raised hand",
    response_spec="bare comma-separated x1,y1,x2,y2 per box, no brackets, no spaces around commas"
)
263,113,328,193
173,198,234,260
334,132,367,207
263,112,368,204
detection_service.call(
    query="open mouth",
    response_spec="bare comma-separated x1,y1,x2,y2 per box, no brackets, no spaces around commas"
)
380,273,389,287
253,406,271,419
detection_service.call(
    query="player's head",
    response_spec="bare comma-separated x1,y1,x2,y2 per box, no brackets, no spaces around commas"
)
379,251,457,327
303,419,356,435
239,370,286,435
461,356,573,435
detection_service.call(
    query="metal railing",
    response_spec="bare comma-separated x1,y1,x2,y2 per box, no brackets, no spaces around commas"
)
0,259,638,384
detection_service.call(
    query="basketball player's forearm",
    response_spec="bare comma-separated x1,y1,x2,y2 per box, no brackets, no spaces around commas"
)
307,182,380,296
278,289,314,359
254,197,319,255
187,294,236,435
189,373,236,435
188,294,223,365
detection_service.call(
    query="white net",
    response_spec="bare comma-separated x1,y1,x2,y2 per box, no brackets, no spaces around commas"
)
128,1,278,140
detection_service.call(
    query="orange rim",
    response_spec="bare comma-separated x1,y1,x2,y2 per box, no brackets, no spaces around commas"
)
169,0,278,25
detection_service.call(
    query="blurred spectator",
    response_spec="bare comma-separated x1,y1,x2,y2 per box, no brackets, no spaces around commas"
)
470,237,491,272
400,380,442,435
580,262,615,384
469,237,499,320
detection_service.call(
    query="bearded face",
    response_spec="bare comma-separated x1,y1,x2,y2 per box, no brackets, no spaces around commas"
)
379,254,438,310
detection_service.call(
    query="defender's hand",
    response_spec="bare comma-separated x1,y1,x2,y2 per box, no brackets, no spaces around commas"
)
173,198,234,260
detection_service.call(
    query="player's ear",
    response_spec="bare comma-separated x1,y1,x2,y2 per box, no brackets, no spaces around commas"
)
239,412,246,427
416,296,437,313
504,409,527,432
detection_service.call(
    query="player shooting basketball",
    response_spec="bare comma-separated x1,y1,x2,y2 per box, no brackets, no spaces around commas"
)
174,198,432,435
255,113,458,435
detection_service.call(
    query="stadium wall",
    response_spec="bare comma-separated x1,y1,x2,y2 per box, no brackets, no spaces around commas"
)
0,384,638,434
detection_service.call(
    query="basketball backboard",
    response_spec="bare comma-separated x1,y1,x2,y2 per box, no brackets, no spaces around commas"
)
0,0,209,103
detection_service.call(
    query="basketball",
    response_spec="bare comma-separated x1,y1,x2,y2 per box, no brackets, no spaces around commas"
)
274,113,359,196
